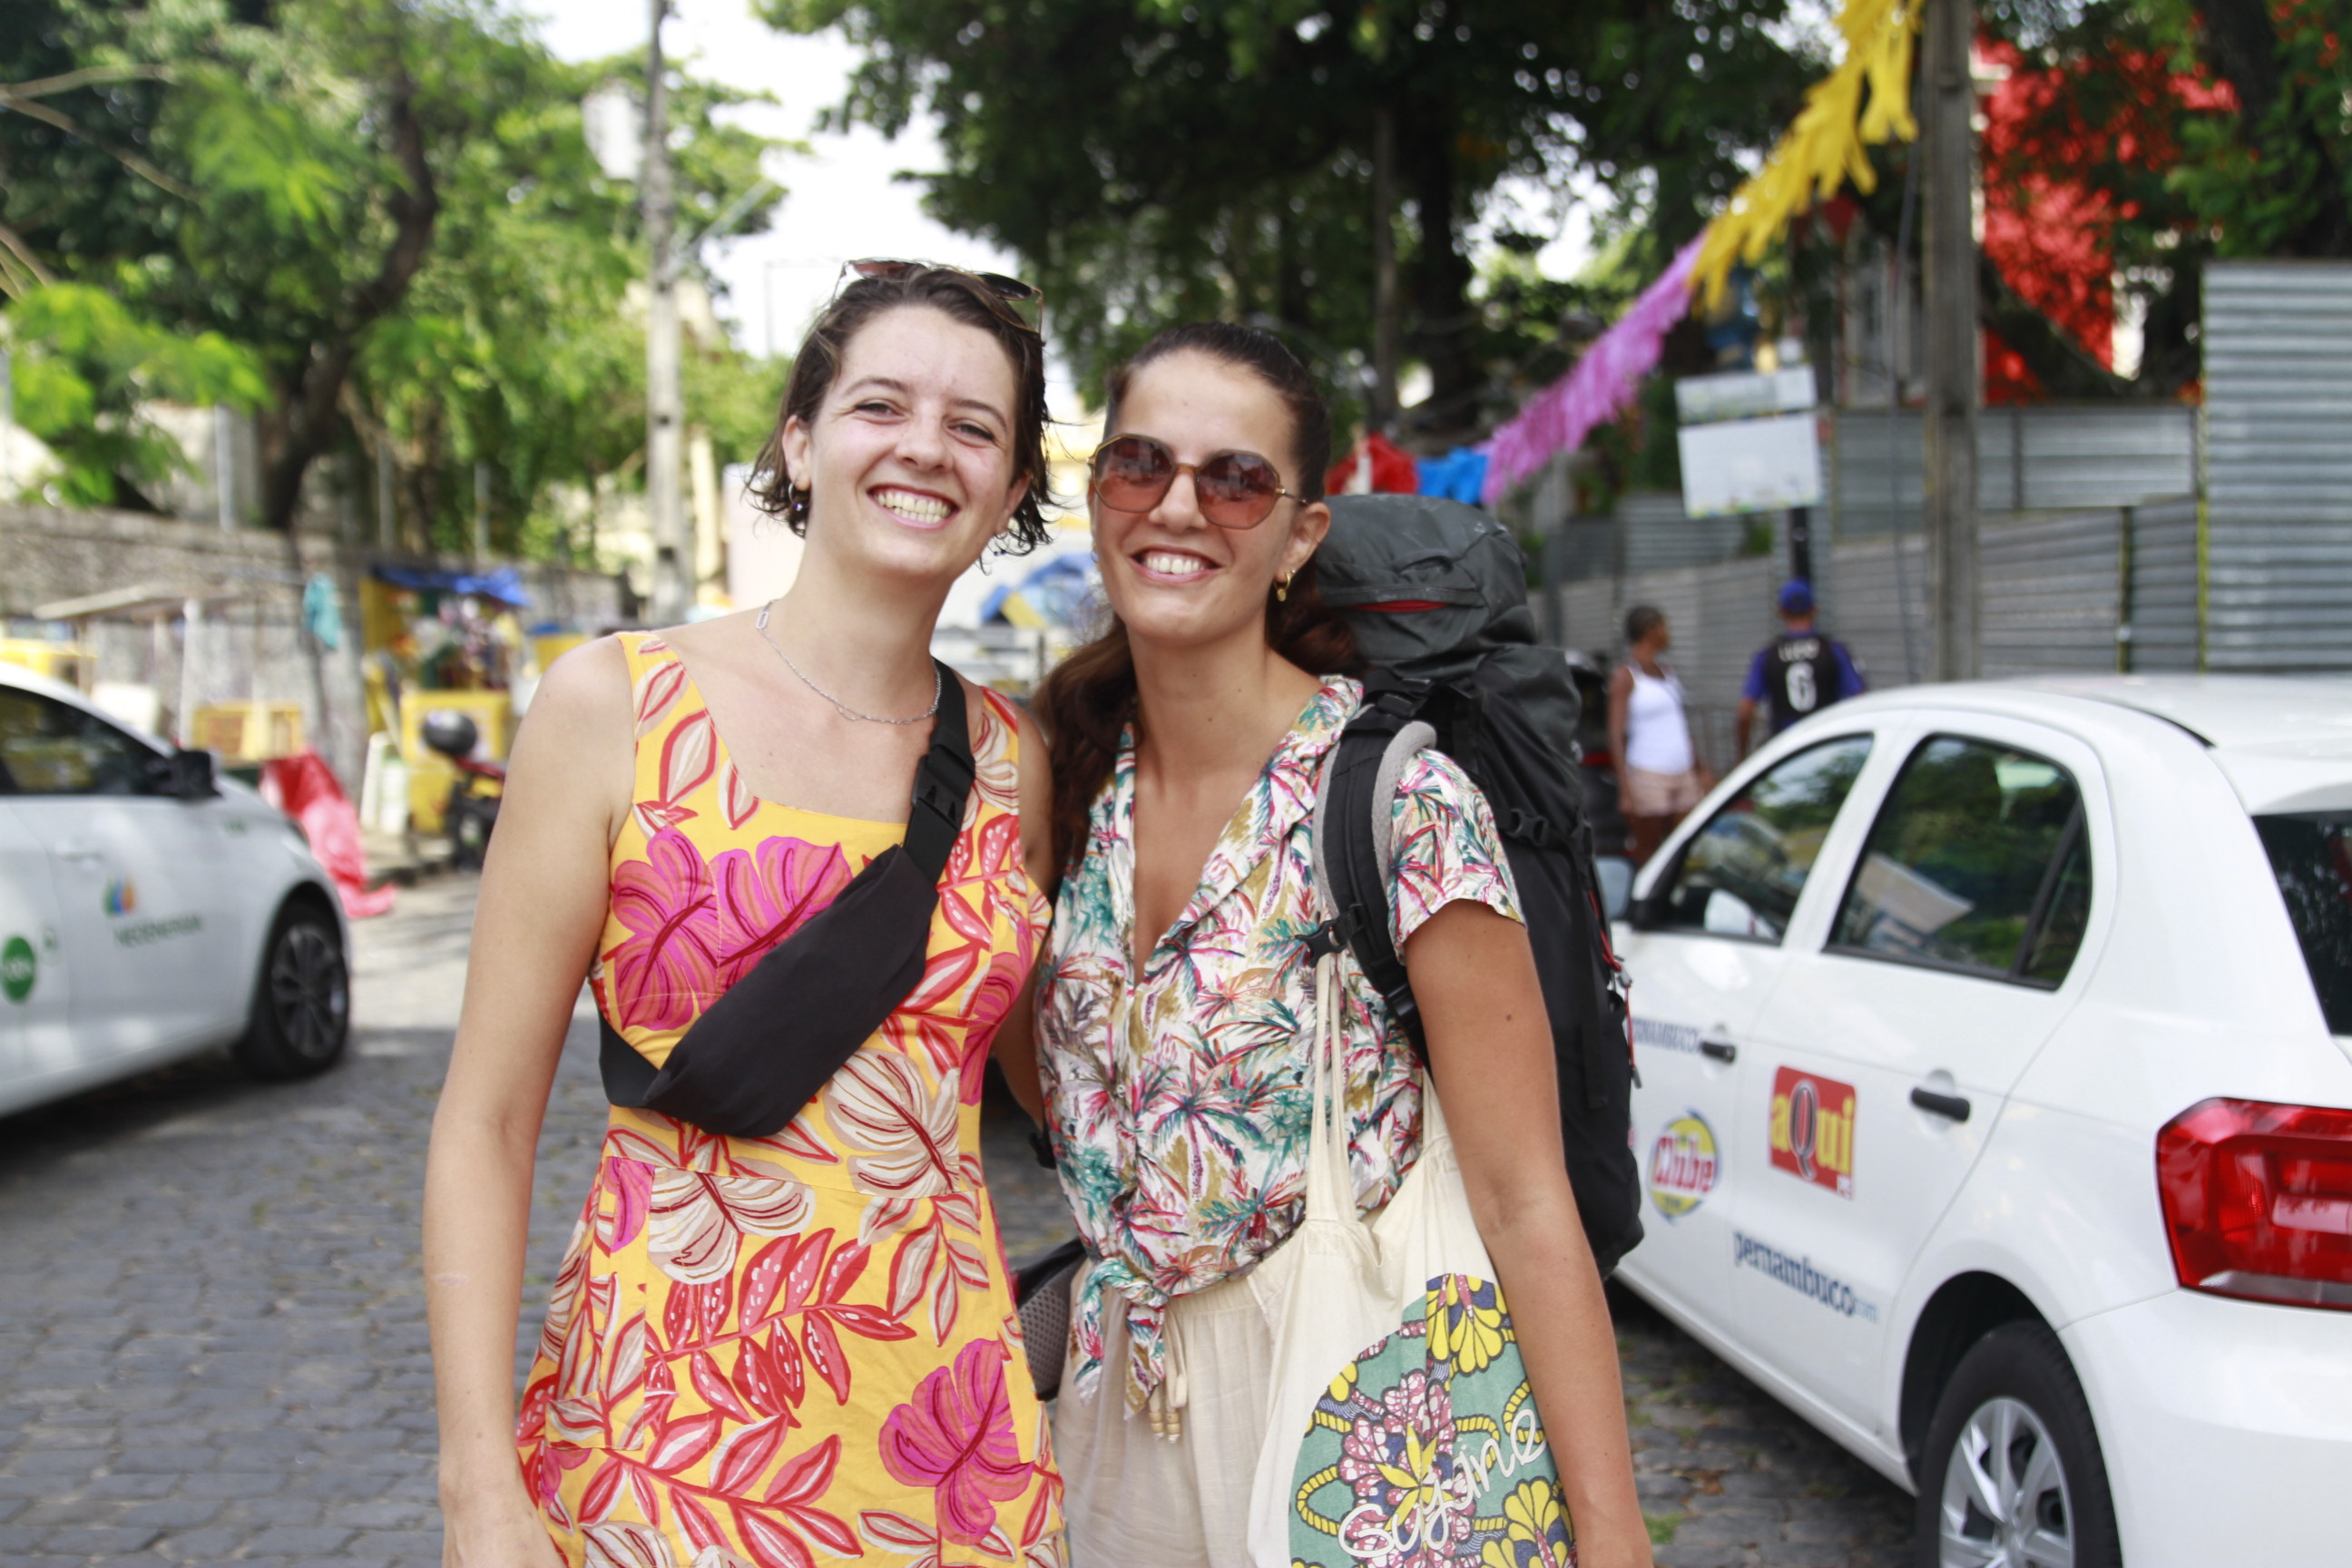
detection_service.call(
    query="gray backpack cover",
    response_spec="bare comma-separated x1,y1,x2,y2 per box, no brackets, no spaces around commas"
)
1318,495,1583,761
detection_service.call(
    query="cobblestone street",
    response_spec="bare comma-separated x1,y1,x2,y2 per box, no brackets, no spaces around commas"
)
0,874,1914,1566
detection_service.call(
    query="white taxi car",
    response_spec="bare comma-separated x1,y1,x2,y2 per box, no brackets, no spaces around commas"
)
0,662,349,1117
1614,675,2352,1567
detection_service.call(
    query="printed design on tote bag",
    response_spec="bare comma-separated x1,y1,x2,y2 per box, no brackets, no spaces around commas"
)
1289,1274,1576,1568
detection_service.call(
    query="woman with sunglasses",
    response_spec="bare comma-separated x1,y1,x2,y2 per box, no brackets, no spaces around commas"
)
1007,322,1650,1567
424,263,1066,1568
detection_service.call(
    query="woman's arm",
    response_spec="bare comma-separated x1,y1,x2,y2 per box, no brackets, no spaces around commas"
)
1407,899,1652,1568
423,639,633,1565
989,704,1057,1126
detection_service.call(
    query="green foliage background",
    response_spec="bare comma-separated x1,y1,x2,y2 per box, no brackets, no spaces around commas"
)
1,0,789,559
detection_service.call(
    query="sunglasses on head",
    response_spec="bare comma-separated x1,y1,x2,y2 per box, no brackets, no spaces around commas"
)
1088,434,1300,530
838,259,1044,329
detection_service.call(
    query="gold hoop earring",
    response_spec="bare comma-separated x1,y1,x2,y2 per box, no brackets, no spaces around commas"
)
1277,571,1294,603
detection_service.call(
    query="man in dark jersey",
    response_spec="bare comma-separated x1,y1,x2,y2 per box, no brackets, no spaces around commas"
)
1736,580,1867,756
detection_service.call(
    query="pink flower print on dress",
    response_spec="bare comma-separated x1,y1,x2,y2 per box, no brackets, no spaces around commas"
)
710,835,856,985
606,828,725,1031
877,1338,1031,1544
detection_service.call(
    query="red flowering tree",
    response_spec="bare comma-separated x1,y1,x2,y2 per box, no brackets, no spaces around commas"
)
1969,0,2348,402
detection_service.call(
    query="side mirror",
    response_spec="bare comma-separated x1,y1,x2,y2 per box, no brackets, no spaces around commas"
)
1596,855,1635,923
1702,887,1764,937
168,747,218,799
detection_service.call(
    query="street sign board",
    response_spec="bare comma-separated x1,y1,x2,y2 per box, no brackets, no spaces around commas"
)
1678,412,1824,517
1674,366,1819,426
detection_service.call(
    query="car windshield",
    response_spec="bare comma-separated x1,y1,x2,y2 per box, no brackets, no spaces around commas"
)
2254,812,2352,1036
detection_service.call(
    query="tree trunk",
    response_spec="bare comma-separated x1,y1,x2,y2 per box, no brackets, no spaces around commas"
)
257,65,438,533
1369,105,1399,432
1402,119,1476,439
1975,253,2137,399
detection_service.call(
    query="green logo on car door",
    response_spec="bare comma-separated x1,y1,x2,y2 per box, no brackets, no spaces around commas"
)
1,936,34,1003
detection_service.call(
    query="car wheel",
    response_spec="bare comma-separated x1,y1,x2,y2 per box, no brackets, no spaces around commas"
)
232,903,350,1080
1916,1321,2119,1568
450,798,495,869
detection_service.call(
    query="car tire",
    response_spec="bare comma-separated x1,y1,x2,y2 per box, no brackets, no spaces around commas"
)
449,797,495,870
232,901,350,1081
1916,1320,2120,1568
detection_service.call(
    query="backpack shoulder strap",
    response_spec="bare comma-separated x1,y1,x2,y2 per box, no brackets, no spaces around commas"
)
1312,674,1436,1057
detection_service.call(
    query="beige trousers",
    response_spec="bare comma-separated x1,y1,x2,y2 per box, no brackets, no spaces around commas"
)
1052,1272,1274,1568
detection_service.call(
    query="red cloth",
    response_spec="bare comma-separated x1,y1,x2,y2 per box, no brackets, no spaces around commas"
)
261,750,396,918
1325,431,1419,496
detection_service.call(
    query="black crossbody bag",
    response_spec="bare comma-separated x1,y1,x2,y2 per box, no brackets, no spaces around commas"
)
597,661,975,1139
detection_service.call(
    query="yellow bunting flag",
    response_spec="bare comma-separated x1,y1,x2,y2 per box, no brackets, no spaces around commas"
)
1691,0,1924,306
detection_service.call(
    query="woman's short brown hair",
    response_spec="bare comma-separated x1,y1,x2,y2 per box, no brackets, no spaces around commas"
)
749,266,1053,553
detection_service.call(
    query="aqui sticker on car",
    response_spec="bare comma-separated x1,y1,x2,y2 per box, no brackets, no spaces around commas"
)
1769,1065,1857,1198
1647,1112,1719,1219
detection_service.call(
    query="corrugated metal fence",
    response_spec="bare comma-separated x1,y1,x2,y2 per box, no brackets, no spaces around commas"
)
1534,263,2352,684
1554,504,2201,767
2201,261,2352,671
1828,406,2197,538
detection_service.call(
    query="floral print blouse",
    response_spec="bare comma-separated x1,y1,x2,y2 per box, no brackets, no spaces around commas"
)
1035,676,1522,1411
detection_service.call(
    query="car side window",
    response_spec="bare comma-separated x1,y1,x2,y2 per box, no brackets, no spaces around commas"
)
0,689,167,797
1831,735,2091,984
1652,735,1875,942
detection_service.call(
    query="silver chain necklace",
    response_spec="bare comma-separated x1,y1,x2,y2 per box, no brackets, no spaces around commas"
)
754,600,940,725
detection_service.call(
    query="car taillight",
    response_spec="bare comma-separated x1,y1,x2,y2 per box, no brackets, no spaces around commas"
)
2157,1097,2352,1310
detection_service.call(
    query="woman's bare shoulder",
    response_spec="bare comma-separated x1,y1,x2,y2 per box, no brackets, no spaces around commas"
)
526,634,634,736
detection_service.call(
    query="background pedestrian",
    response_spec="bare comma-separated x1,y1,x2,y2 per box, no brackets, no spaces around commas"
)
1609,605,1710,865
1736,580,1868,757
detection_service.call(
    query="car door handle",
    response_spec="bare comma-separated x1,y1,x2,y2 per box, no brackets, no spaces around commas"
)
1911,1086,1972,1122
1700,1039,1738,1063
54,841,104,862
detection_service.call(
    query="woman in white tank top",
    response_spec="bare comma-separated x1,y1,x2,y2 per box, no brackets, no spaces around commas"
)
1607,604,1711,864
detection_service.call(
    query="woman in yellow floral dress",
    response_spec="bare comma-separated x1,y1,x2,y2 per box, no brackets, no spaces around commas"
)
423,266,1063,1568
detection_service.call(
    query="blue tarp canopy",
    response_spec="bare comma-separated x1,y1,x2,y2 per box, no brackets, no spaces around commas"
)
981,551,1096,628
369,564,533,607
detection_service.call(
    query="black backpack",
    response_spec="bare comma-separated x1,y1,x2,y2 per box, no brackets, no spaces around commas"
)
1315,494,1643,1276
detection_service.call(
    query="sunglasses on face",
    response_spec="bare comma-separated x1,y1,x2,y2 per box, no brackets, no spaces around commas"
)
837,259,1044,330
1088,434,1300,530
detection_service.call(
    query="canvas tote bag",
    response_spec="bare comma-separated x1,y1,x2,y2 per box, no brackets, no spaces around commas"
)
1243,931,1578,1567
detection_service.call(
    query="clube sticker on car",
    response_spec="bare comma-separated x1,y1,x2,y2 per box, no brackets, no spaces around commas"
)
1647,1112,1719,1220
1769,1066,1857,1199
1732,1232,1879,1322
2,935,34,1003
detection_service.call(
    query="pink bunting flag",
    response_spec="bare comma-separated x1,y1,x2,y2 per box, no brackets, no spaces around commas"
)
1480,235,1704,505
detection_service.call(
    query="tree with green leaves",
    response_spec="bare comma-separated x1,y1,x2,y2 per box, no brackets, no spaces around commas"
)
1,0,785,550
763,0,1811,436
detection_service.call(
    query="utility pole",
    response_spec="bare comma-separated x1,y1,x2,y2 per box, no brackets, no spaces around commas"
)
1921,0,1980,681
643,0,690,626
376,440,397,552
1369,106,1400,434
215,406,237,532
1,346,14,502
472,461,490,560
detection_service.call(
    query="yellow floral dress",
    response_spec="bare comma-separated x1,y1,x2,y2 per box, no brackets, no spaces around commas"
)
516,632,1063,1568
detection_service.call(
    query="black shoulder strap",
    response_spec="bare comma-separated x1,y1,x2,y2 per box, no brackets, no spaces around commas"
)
1314,673,1434,1057
902,660,975,881
599,661,976,1125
